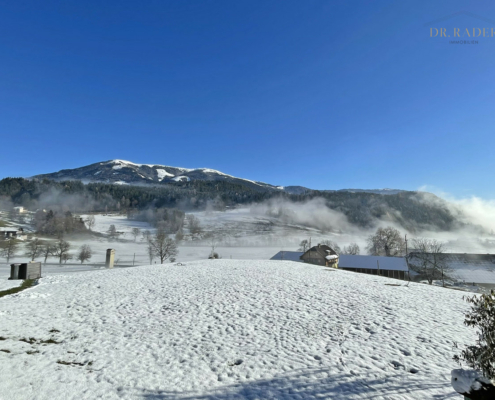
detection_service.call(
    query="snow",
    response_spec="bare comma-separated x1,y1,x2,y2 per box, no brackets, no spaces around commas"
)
197,169,266,186
325,254,338,260
155,168,174,181
102,160,272,188
0,260,473,399
108,159,154,168
199,168,230,176
451,369,492,394
112,181,129,185
172,175,191,182
0,279,21,291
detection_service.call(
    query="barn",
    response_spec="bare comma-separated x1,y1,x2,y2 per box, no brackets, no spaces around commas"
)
270,251,304,262
338,254,411,280
300,244,339,268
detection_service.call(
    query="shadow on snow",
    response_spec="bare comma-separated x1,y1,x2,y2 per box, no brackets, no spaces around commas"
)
136,368,459,399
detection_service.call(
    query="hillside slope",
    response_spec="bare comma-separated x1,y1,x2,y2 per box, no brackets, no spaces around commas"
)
0,260,472,399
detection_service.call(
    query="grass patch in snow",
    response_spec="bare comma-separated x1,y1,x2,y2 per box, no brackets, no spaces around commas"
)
0,279,36,298
19,337,60,345
19,337,37,344
56,360,92,367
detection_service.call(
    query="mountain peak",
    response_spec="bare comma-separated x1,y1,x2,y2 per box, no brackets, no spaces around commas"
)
32,160,280,191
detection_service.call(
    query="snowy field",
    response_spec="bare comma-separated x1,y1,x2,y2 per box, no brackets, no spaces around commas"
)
0,279,21,292
0,211,308,280
0,260,473,399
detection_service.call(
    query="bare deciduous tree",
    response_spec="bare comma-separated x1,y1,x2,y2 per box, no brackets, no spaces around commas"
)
52,239,71,264
108,224,117,239
85,215,96,231
342,243,360,255
320,240,341,253
77,244,93,264
407,238,451,286
207,233,221,259
367,227,405,257
147,241,155,264
187,215,202,234
142,230,151,242
131,227,140,242
25,238,43,261
149,229,178,264
62,252,73,264
0,239,19,262
298,239,309,252
41,242,54,264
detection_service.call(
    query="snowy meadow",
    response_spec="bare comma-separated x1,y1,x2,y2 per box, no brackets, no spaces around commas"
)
0,260,472,399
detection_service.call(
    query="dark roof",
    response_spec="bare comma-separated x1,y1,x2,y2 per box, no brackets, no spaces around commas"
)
270,251,304,262
301,245,338,259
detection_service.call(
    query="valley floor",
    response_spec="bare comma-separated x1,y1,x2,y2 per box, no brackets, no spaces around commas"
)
0,260,472,399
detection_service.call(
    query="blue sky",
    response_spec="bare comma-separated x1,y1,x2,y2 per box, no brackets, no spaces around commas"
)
1,1,494,197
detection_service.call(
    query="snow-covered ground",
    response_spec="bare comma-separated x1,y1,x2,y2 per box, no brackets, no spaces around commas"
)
0,279,21,292
0,260,472,399
0,211,309,279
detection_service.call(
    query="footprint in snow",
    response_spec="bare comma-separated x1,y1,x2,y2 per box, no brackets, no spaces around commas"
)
391,361,404,370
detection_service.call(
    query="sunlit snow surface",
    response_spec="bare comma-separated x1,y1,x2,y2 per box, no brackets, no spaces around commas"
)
0,260,472,399
0,279,21,291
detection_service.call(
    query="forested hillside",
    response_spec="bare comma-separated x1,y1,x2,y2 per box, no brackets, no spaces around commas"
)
0,177,463,232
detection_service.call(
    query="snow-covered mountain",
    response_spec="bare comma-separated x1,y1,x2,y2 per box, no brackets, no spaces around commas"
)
32,159,407,195
33,159,282,191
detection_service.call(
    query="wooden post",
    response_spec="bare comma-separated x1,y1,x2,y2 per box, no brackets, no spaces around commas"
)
106,249,115,269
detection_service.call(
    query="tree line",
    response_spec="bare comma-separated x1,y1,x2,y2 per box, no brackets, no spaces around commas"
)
0,237,93,264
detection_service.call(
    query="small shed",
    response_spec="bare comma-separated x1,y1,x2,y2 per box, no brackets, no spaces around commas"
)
300,244,339,268
10,262,41,280
1,228,24,239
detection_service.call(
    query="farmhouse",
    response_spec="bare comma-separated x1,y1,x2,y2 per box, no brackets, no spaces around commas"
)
270,249,409,279
300,244,339,268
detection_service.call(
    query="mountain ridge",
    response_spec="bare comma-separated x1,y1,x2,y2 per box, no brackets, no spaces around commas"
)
32,159,408,195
